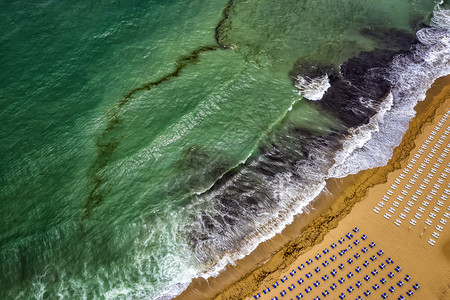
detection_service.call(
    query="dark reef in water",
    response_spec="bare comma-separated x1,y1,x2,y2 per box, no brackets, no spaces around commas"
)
292,27,417,128
186,124,346,262
360,27,418,51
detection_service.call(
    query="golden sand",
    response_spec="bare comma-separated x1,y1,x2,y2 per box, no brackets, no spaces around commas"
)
177,75,450,300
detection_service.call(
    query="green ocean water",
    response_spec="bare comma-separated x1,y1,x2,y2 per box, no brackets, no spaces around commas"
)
0,0,445,299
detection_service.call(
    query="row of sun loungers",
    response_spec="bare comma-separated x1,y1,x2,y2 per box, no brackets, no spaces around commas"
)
252,229,420,300
373,111,449,246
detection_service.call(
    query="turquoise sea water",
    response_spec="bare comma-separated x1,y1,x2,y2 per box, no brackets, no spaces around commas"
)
0,0,448,299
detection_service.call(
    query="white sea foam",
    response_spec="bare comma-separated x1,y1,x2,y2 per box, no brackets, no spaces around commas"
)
328,4,450,178
189,172,327,281
295,74,331,101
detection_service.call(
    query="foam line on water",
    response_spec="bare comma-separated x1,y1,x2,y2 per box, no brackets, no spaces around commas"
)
295,74,331,101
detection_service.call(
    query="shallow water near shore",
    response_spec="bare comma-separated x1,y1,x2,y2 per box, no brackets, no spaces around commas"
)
0,0,449,299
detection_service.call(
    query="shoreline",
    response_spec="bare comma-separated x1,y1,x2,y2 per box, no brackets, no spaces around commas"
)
176,74,450,300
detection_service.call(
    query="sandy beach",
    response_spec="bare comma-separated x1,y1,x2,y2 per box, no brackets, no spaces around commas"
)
177,75,450,300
